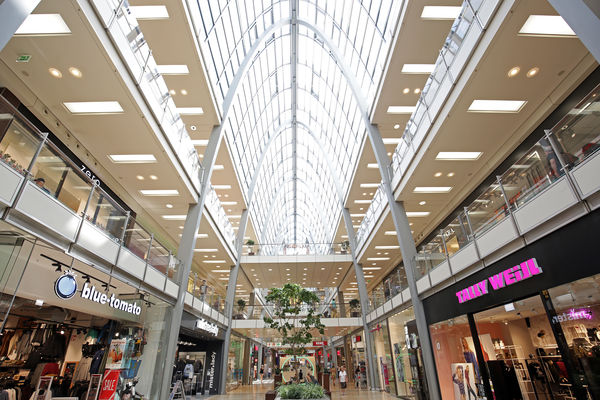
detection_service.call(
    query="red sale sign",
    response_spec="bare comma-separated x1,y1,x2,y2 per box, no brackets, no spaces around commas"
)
98,369,121,400
312,341,328,346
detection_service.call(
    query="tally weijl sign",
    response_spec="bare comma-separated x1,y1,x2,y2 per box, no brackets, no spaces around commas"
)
80,282,142,316
456,258,542,304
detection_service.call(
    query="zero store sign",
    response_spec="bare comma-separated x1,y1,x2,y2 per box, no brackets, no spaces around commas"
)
456,258,542,304
196,319,219,336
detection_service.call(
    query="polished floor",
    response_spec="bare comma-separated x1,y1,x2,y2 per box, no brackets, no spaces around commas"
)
208,382,398,399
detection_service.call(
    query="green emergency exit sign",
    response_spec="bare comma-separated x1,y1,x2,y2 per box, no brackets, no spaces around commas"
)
16,55,31,63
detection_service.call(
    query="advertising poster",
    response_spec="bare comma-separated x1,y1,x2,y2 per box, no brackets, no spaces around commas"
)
106,339,127,369
36,376,53,400
450,363,477,400
98,369,121,400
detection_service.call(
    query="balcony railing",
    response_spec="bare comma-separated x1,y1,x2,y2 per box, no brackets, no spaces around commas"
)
242,242,353,256
412,83,600,280
354,0,494,252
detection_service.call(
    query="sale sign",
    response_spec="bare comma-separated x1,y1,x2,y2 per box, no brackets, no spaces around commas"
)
312,341,328,346
98,369,121,400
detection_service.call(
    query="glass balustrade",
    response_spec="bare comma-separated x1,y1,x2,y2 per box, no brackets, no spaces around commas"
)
443,212,472,257
85,186,128,241
123,221,152,260
0,107,42,176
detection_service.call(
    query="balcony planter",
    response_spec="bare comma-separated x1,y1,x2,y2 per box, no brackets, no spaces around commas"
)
246,239,255,255
349,299,360,317
340,240,350,254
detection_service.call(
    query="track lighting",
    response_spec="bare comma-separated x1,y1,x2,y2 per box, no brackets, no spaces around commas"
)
53,262,62,272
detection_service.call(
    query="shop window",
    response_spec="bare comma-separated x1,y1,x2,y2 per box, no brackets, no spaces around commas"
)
0,117,40,175
430,315,486,400
548,275,600,399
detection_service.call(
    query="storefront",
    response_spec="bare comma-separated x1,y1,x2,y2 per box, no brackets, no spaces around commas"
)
226,334,246,392
424,208,600,400
0,225,173,400
175,311,225,395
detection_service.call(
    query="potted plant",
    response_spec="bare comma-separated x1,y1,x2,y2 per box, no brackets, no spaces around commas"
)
246,239,255,255
349,299,360,317
233,298,247,319
340,240,350,254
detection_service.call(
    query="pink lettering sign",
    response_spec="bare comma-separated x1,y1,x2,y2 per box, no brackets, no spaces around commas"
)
456,258,542,304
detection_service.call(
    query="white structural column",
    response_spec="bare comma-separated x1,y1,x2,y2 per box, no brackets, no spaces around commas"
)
342,208,380,390
0,0,40,52
219,209,250,393
159,125,226,400
365,123,441,399
547,0,600,63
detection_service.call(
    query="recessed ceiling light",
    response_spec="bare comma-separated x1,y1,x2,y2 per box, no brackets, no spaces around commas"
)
375,246,399,249
176,107,204,115
15,14,71,36
519,15,575,37
354,200,371,204
129,5,169,20
180,89,188,95
156,64,189,75
393,124,401,129
360,183,379,188
387,106,416,114
203,260,226,263
169,89,176,95
140,189,179,196
385,231,396,236
35,299,44,306
468,100,526,113
419,201,427,206
166,203,173,209
64,101,124,114
402,64,435,74
194,248,218,252
221,201,237,205
213,165,225,170
403,88,410,94
190,125,197,131
48,68,62,78
414,88,421,94
421,6,462,20
212,184,231,190
136,175,144,180
507,66,520,77
367,163,379,169
149,175,158,180
436,151,482,160
406,211,430,217
526,67,540,78
447,172,455,177
211,269,229,273
191,140,209,146
162,215,187,220
413,186,452,193
434,172,442,177
109,154,156,163
69,67,82,78
367,257,390,261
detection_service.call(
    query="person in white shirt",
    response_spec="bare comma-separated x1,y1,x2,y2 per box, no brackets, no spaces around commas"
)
339,366,348,395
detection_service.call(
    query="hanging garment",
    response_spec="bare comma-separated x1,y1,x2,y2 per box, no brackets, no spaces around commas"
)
72,357,93,382
89,349,105,375
184,363,195,379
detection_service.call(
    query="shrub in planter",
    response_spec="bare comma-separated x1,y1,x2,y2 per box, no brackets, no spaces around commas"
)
277,383,325,399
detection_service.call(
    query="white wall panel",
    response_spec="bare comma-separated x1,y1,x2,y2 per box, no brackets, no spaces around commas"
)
77,221,120,264
429,261,451,287
572,152,600,198
0,163,23,206
449,242,479,273
144,266,166,290
117,248,146,279
476,218,518,258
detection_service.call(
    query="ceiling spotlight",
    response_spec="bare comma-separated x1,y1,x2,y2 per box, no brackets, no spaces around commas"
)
527,67,539,78
53,262,62,272
393,124,400,130
447,172,455,177
136,175,144,180
434,172,442,177
83,275,91,284
414,88,421,94
419,201,427,206
181,89,188,95
69,67,82,78
190,125,197,131
149,175,158,180
507,66,520,78
48,68,62,78
403,88,410,94
169,89,176,95
166,204,173,209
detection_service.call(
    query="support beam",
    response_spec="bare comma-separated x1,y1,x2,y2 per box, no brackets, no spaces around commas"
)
219,209,250,393
341,208,379,390
547,0,600,63
159,125,226,400
365,123,441,399
0,0,40,52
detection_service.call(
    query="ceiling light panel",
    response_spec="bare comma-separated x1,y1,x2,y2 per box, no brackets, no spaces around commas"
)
156,64,189,75
64,101,123,114
375,246,399,249
413,186,452,193
360,183,380,188
436,152,482,160
401,64,435,74
421,6,462,20
406,211,430,217
192,140,209,146
128,6,169,20
387,106,417,114
108,154,156,163
140,189,179,196
15,14,71,36
519,15,576,37
176,107,204,115
468,100,527,113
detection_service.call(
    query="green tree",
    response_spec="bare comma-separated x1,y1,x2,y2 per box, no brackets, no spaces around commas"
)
264,283,325,378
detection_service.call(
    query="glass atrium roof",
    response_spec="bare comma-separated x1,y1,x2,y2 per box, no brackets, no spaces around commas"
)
194,0,402,252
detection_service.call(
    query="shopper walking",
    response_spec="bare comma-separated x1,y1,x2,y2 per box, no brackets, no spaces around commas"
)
339,366,348,396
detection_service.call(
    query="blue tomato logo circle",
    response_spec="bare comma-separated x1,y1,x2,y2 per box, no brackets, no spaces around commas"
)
55,273,78,299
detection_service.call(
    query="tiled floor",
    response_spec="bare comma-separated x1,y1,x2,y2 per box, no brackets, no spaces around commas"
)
209,383,397,399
